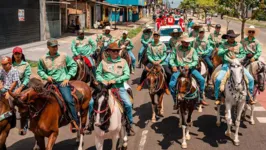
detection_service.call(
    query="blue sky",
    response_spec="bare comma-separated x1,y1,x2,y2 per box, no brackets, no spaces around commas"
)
163,0,183,8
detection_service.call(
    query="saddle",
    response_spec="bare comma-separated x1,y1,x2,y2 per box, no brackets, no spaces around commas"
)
109,88,134,113
73,56,93,68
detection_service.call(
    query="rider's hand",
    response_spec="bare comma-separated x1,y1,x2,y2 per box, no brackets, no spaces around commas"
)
60,79,69,87
231,55,236,59
247,53,253,58
77,55,81,59
184,65,189,70
250,57,255,62
4,92,10,100
14,87,23,95
228,47,234,51
172,67,178,72
108,80,116,84
153,61,158,65
102,80,109,85
47,77,54,83
121,45,126,49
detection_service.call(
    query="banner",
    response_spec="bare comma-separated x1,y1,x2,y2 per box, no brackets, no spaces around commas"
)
18,9,25,21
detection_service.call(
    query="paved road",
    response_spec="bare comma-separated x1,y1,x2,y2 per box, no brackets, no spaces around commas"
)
5,21,266,150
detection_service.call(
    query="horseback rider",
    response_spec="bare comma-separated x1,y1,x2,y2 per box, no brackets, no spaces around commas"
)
137,31,171,94
118,30,136,73
87,42,135,136
169,28,183,50
241,26,262,66
189,23,202,38
96,26,115,51
138,25,153,67
187,18,194,35
214,30,255,105
37,39,79,128
191,28,214,75
169,36,209,110
11,47,32,135
208,24,223,50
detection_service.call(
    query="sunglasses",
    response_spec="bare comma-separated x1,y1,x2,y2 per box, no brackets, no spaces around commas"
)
110,50,120,53
216,27,221,29
248,31,255,34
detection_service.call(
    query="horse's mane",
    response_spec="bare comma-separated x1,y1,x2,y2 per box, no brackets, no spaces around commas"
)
28,78,56,99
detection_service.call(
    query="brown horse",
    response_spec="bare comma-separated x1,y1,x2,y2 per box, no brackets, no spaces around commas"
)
146,65,166,122
0,95,15,150
121,49,132,73
175,67,198,149
138,48,149,68
73,57,92,82
211,48,222,69
9,78,92,150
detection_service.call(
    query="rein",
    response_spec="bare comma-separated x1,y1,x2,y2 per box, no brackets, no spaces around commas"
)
148,66,165,93
0,98,13,122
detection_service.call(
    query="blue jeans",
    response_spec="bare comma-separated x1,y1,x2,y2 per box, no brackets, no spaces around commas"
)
203,56,214,72
138,45,145,62
56,83,79,124
169,69,205,104
128,50,136,69
214,64,254,99
89,87,133,124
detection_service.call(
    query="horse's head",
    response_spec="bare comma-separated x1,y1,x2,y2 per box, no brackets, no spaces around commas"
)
176,76,192,102
257,61,266,91
229,60,244,91
146,65,162,94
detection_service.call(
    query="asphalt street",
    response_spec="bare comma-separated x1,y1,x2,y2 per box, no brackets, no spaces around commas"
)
5,18,266,150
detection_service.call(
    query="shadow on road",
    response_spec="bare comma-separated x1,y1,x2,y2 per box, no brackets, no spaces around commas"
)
193,114,231,147
133,102,152,129
150,116,183,149
86,139,112,150
7,137,35,150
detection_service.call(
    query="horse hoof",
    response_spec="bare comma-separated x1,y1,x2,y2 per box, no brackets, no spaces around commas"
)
250,120,255,125
216,122,221,127
181,143,187,149
152,118,156,123
225,131,231,137
33,146,40,150
158,112,164,117
186,135,191,140
78,147,83,150
234,140,240,146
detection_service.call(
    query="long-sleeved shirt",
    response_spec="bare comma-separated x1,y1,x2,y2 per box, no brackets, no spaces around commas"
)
141,32,153,47
191,36,211,57
118,37,134,51
169,37,182,50
169,45,198,68
71,37,97,57
0,67,20,93
187,21,194,29
96,33,114,44
241,37,262,60
147,41,167,65
37,52,77,82
218,41,245,64
96,57,130,88
189,30,199,38
13,61,31,86
208,31,223,49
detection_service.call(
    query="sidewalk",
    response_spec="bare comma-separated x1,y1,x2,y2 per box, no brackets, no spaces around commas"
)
0,17,151,61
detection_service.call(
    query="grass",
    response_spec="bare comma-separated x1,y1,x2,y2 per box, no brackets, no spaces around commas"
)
224,16,266,28
27,60,38,68
127,26,143,39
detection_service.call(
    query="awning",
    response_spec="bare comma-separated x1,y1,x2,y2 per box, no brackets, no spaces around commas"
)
67,8,83,14
46,1,70,4
89,0,121,8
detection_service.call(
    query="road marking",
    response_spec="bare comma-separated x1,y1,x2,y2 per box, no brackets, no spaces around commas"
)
256,117,266,123
138,130,149,150
248,106,266,111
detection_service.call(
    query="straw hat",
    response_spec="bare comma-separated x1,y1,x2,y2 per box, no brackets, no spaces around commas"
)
170,28,183,36
106,42,121,51
181,36,194,43
244,25,260,36
192,23,202,29
103,26,113,31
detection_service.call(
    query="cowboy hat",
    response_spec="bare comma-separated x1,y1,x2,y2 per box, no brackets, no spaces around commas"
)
169,28,183,36
122,30,128,35
181,36,194,43
244,25,260,36
192,23,202,29
222,30,240,39
103,26,114,31
144,24,154,30
106,42,121,51
153,31,160,36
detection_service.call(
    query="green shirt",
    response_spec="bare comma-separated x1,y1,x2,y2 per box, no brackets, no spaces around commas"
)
189,30,199,38
241,37,262,60
71,37,97,57
96,33,114,45
170,45,198,68
147,41,167,65
118,37,134,51
218,41,245,64
187,21,194,28
141,33,152,47
169,37,181,49
191,36,211,57
96,57,130,88
37,52,77,82
208,31,223,49
13,61,31,86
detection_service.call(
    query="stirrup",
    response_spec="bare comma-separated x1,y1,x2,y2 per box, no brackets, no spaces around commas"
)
215,100,221,105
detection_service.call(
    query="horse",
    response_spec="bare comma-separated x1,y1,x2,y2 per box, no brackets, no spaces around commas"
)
120,47,132,74
216,59,247,146
73,56,93,83
242,60,266,125
92,83,128,150
146,65,166,122
211,48,222,69
138,48,149,68
175,67,199,149
0,95,15,150
9,78,92,150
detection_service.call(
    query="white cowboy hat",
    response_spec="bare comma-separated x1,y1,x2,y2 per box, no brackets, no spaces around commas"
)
181,36,194,43
103,26,113,31
244,25,260,36
170,28,183,36
122,30,128,35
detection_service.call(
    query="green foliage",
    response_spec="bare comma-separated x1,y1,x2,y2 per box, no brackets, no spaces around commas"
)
27,60,38,68
127,27,142,39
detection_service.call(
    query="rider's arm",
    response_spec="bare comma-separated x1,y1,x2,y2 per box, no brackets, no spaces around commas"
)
236,45,246,59
71,40,79,56
160,44,167,62
96,34,102,42
88,38,97,53
141,35,149,46
37,59,49,80
169,48,178,67
254,42,262,60
115,62,130,83
21,64,31,87
147,46,155,63
208,34,215,47
217,44,228,57
127,40,134,51
202,42,211,56
65,56,78,80
96,62,104,82
189,49,199,68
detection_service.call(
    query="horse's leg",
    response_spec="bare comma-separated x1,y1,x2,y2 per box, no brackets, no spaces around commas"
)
216,104,221,127
234,101,246,146
95,135,104,150
77,108,88,150
181,125,187,149
46,132,58,150
250,104,255,125
186,106,194,141
112,134,119,150
198,104,203,113
158,93,164,117
0,131,8,150
180,103,187,149
225,103,232,137
34,135,45,150
150,94,156,122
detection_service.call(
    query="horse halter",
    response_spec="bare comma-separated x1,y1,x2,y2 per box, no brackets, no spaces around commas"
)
147,65,164,94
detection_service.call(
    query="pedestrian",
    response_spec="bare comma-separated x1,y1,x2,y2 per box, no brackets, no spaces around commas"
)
96,26,115,51
75,16,81,31
138,25,153,67
189,23,203,38
206,16,212,32
187,18,194,35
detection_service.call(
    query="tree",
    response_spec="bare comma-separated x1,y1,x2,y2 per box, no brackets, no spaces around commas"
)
179,0,197,16
196,0,216,23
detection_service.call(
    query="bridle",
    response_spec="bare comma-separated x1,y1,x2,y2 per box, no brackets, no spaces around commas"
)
147,65,165,94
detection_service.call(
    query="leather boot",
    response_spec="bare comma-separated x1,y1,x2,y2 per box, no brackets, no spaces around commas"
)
200,92,208,105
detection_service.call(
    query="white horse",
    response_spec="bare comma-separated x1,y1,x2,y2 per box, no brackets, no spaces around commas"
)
93,86,128,150
216,59,247,146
